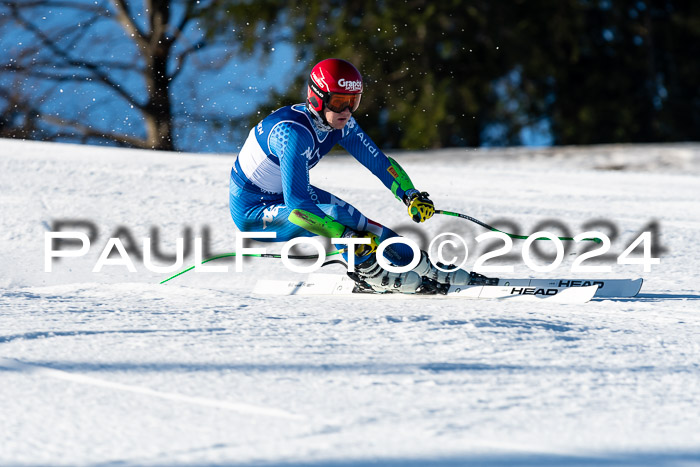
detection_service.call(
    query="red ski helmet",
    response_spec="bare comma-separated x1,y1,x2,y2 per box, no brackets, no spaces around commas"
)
307,58,363,113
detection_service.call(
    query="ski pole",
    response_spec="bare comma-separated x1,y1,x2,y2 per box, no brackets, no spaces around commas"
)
435,210,602,243
160,250,345,284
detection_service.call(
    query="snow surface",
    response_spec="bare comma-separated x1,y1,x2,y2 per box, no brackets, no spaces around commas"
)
1,138,700,466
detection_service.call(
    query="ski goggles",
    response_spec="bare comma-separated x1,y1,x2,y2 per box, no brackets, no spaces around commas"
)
325,92,362,113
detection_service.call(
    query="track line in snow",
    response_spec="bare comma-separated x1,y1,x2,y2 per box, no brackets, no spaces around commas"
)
0,357,305,421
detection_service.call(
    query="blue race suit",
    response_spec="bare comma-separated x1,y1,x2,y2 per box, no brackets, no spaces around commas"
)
229,104,416,266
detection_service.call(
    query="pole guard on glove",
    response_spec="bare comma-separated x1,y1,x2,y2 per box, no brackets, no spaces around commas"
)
404,190,435,223
342,229,380,257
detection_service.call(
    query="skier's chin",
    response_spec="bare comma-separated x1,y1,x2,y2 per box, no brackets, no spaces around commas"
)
324,108,351,129
330,118,348,130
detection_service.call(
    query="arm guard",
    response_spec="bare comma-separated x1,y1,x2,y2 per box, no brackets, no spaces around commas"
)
387,157,417,202
288,209,347,238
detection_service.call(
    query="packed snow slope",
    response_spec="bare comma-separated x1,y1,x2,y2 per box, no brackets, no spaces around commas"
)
1,139,700,466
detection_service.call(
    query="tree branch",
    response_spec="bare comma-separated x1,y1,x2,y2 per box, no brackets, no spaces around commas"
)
2,0,105,14
109,0,148,50
7,5,146,110
5,56,143,74
169,40,206,81
42,113,148,148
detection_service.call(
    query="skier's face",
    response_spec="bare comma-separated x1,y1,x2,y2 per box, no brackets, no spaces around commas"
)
324,107,352,130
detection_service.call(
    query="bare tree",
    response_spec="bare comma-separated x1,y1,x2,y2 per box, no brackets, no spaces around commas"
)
0,0,261,151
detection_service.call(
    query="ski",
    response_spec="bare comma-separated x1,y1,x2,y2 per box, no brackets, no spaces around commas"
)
252,274,599,304
494,278,642,298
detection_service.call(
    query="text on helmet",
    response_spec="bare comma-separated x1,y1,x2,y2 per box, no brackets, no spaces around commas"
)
337,78,362,92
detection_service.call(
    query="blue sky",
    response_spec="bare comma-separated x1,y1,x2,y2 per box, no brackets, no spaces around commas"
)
1,1,305,152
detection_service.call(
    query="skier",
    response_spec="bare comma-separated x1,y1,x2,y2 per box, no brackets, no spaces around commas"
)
229,58,486,293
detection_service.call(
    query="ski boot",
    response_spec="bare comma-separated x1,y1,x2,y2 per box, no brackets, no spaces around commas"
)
348,253,423,294
412,251,498,294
